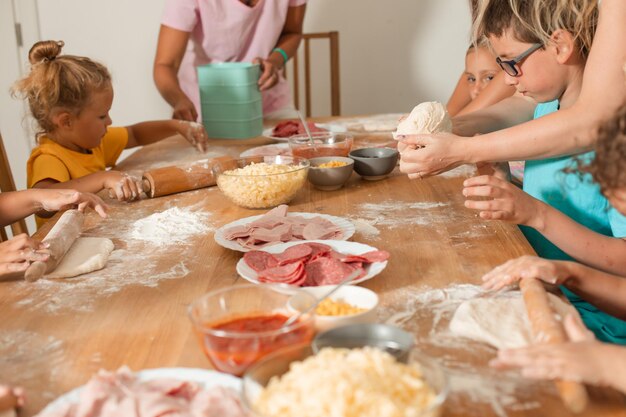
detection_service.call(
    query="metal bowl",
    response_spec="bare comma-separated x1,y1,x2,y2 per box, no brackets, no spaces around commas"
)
312,323,415,363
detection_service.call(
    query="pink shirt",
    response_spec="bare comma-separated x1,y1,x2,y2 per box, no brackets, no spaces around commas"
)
161,0,306,117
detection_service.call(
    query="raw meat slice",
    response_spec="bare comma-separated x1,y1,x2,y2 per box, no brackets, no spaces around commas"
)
304,257,358,286
243,251,278,272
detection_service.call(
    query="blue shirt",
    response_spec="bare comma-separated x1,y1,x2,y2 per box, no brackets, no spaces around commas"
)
522,100,626,344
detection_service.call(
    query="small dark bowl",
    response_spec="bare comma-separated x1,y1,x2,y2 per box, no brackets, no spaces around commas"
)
349,147,399,180
312,323,415,363
307,156,354,191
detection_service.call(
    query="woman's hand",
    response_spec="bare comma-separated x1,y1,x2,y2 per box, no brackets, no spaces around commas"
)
103,171,142,201
0,234,49,277
462,175,543,227
36,189,108,218
176,121,209,153
172,96,198,122
397,132,467,178
254,57,280,91
490,314,626,391
481,256,570,292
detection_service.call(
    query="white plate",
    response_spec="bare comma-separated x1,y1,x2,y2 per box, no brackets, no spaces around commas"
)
215,213,356,252
240,143,292,158
262,123,347,141
39,368,241,414
236,239,388,286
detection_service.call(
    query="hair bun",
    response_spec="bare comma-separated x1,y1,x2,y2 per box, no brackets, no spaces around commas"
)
28,40,65,64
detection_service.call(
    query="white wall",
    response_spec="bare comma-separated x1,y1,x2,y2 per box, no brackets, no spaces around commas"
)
1,0,473,182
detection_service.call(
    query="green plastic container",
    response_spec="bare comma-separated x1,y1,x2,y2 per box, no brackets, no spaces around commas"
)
197,63,263,139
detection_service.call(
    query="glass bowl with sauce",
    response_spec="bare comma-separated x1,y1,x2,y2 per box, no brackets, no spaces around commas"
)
188,284,317,376
288,132,353,160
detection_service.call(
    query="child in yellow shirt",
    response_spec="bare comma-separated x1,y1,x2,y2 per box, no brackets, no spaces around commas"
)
12,40,209,214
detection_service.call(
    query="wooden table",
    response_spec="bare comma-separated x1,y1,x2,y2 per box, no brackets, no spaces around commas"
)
1,122,624,417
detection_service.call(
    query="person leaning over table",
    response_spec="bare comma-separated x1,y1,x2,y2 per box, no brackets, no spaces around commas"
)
153,0,307,122
398,0,626,179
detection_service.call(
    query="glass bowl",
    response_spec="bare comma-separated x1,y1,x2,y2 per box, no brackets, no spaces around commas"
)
288,132,353,159
242,344,448,417
188,284,316,376
214,155,309,209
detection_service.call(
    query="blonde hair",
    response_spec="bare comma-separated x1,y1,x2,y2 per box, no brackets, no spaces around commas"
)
11,40,111,134
472,0,598,58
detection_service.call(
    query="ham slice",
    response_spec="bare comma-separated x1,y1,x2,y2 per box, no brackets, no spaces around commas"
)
244,243,388,287
36,367,248,417
222,205,345,250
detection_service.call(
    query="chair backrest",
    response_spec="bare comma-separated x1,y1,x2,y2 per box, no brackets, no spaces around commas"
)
290,31,341,117
0,131,29,240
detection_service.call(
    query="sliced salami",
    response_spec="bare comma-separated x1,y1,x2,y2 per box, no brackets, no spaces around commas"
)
243,251,278,272
304,257,359,286
275,244,313,266
258,261,306,286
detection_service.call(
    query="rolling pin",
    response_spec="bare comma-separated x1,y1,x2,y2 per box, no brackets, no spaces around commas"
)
519,277,589,413
24,209,84,282
141,156,238,198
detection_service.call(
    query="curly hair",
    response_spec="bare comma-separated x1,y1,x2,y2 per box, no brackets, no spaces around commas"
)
11,40,111,135
472,0,598,58
580,103,626,192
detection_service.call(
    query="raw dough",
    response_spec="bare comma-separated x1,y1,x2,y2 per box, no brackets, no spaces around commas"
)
394,101,452,138
45,237,114,279
449,291,577,350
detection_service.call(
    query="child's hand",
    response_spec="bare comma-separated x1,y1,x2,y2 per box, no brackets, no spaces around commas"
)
177,121,209,153
490,315,624,390
37,189,108,218
463,175,542,226
481,256,568,292
0,384,25,411
0,234,49,277
103,171,142,201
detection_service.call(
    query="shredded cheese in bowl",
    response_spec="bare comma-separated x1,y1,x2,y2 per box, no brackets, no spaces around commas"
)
216,160,308,209
315,298,366,316
254,347,440,417
317,160,349,169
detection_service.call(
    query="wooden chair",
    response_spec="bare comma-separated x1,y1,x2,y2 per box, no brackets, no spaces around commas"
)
0,131,29,241
290,31,341,117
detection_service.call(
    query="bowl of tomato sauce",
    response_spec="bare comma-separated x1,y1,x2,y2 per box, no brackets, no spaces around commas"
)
188,284,317,376
288,132,353,160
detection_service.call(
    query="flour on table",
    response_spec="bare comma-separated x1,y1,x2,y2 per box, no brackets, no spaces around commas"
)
439,164,477,178
45,237,114,279
130,207,211,244
449,291,577,350
351,200,450,229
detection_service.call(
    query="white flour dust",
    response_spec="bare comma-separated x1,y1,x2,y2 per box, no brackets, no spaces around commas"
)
350,200,450,229
378,284,542,416
438,164,477,178
130,207,212,244
0,330,69,402
350,218,380,238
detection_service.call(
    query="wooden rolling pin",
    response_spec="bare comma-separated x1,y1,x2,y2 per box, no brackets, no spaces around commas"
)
141,156,238,198
519,277,589,413
24,210,84,282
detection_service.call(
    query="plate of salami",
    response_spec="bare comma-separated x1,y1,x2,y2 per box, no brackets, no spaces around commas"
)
263,121,346,141
37,367,245,417
236,240,389,287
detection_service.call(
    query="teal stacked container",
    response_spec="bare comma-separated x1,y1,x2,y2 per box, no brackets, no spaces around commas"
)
197,62,263,139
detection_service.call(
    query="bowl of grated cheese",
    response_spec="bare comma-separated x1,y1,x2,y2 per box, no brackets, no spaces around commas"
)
214,156,309,209
242,344,447,417
306,156,354,191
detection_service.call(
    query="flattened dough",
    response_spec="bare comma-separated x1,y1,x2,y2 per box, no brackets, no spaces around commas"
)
46,237,114,279
449,291,577,350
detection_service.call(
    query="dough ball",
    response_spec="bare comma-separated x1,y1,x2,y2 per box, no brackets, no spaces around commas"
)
394,101,452,138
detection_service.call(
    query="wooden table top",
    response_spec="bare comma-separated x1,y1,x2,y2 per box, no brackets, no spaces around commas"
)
1,120,624,416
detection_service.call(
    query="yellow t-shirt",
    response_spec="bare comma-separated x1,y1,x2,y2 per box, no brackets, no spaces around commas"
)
27,127,128,227
27,127,128,188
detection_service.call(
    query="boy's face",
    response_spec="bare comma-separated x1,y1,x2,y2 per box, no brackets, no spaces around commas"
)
465,47,501,100
606,188,626,215
489,30,568,103
70,86,114,150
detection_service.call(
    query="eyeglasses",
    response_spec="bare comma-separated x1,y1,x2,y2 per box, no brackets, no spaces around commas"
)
496,43,543,77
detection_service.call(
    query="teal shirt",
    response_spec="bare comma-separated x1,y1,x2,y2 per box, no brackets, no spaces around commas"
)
523,100,626,344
